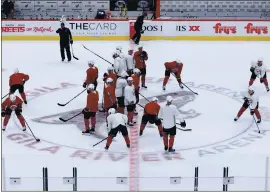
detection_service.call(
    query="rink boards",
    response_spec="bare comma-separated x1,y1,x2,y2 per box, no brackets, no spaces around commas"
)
2,20,270,41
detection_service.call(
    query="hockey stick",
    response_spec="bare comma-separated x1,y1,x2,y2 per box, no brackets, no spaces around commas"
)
22,116,40,142
2,93,9,99
177,126,192,132
171,73,198,95
82,44,114,66
93,136,108,147
57,89,86,106
59,111,82,122
70,44,79,60
249,107,261,133
139,93,150,102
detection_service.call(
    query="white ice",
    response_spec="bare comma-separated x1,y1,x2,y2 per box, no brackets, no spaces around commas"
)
2,40,270,191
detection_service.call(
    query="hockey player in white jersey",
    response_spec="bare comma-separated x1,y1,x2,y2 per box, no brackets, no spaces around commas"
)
234,86,261,123
105,108,130,150
113,50,127,77
158,96,186,152
115,71,128,114
125,77,136,126
125,48,135,75
249,58,269,92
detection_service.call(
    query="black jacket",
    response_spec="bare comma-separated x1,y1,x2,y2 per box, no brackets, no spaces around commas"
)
56,27,72,45
134,15,144,30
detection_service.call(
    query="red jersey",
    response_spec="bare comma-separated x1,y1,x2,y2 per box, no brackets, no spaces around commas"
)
104,72,117,88
164,61,183,77
134,51,148,69
144,101,160,115
103,85,116,109
9,73,29,86
86,90,99,112
85,67,98,84
131,74,140,90
2,96,23,111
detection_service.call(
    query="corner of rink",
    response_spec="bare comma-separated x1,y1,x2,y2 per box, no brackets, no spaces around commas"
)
2,40,270,191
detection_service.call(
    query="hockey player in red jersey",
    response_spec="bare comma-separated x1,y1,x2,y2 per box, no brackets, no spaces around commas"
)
234,86,261,123
131,68,141,114
103,78,117,117
105,108,130,150
162,60,183,90
2,94,26,131
9,68,29,104
83,61,99,90
140,97,163,137
82,84,99,133
249,58,269,92
134,45,148,88
103,66,117,88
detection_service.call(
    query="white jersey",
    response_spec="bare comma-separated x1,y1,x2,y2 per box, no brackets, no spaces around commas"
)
114,57,127,76
158,104,184,129
125,54,135,70
115,78,127,97
251,62,267,77
241,91,259,110
107,113,128,131
124,85,136,105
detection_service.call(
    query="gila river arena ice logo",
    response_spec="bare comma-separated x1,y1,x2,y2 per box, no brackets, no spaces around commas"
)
5,79,270,161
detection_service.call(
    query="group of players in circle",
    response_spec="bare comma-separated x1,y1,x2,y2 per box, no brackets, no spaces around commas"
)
1,44,269,152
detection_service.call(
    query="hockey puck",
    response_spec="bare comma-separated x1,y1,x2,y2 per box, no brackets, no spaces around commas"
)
36,139,40,142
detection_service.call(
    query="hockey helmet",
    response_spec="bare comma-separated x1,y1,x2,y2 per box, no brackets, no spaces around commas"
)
248,86,255,95
116,46,122,51
87,84,95,90
127,77,133,82
137,45,143,49
152,97,158,102
108,108,116,115
14,68,19,73
88,60,95,66
257,58,263,66
166,95,173,102
176,59,181,64
107,66,114,71
133,68,140,74
9,94,16,102
106,77,113,83
121,71,128,78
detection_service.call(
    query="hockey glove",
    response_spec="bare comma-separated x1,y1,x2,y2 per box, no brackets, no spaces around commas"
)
15,108,22,115
22,80,26,85
70,39,73,45
140,51,147,58
82,108,89,114
250,67,255,72
83,82,87,88
250,109,255,115
1,111,5,117
260,78,264,83
180,120,186,128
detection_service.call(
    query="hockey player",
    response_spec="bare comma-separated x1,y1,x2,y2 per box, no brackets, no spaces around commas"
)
234,86,261,123
140,97,163,137
162,60,183,90
125,48,135,76
125,77,136,126
134,45,148,88
103,66,117,88
131,68,141,114
249,59,269,92
115,71,128,114
9,68,29,104
56,22,73,62
113,50,127,77
158,96,186,152
103,78,117,117
83,61,99,90
105,108,130,150
2,94,26,131
82,84,99,133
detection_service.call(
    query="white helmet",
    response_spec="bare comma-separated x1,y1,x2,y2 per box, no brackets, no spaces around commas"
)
88,60,95,66
106,77,113,83
108,108,116,115
127,77,133,81
87,84,95,90
9,94,16,102
152,97,158,102
116,46,122,51
14,68,19,73
176,59,181,64
121,71,128,78
248,86,254,92
107,66,114,71
133,68,140,74
137,45,143,49
258,58,263,62
166,96,173,102
128,47,133,51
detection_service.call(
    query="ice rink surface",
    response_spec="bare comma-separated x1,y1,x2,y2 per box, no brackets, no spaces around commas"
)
2,41,270,191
